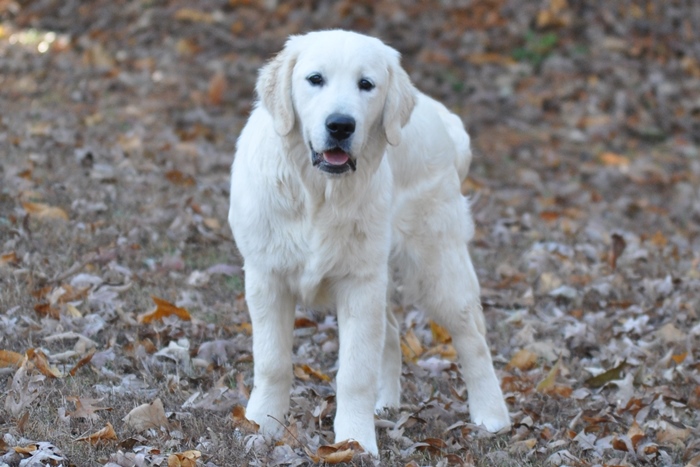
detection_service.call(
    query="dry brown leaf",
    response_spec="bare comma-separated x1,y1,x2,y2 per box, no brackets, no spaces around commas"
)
138,296,192,324
536,0,571,29
173,8,215,23
628,420,645,448
429,320,452,344
612,436,631,452
0,350,24,368
424,343,457,360
67,396,112,420
26,348,62,378
22,201,68,221
599,152,630,167
509,438,537,454
167,450,201,467
313,439,363,464
0,251,19,266
175,38,202,56
302,364,327,380
165,170,195,187
294,317,318,329
401,328,423,361
76,422,117,444
609,233,627,270
536,358,562,393
68,350,95,377
13,445,38,454
33,302,60,319
506,349,538,371
123,398,169,431
208,70,227,106
417,437,447,453
539,210,561,222
231,405,259,433
649,230,668,248
656,421,690,446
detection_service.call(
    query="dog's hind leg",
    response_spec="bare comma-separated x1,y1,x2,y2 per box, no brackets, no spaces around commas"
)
376,300,402,411
243,267,296,436
416,243,511,432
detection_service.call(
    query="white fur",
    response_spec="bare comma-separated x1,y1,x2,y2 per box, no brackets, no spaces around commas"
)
228,30,510,456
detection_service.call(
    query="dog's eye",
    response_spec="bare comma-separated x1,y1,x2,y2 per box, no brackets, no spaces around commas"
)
307,73,324,86
358,78,375,91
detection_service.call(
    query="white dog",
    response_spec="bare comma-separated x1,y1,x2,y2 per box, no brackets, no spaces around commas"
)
228,30,510,456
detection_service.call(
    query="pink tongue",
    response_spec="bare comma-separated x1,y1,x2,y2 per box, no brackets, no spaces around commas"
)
323,150,349,165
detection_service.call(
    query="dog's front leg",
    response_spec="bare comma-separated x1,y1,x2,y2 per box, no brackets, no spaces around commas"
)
243,267,296,436
334,277,386,456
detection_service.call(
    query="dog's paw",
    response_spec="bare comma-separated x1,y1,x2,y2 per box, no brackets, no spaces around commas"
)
471,401,511,433
374,395,400,413
335,417,378,456
245,409,285,437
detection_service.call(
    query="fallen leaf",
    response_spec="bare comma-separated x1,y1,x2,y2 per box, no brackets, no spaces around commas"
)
167,450,201,467
294,364,331,382
628,420,645,448
76,422,117,443
536,358,562,393
599,152,630,167
173,8,215,23
585,361,627,388
123,398,169,431
68,349,95,377
416,437,447,454
165,170,195,187
509,438,537,454
0,350,24,368
138,296,192,324
14,445,38,454
657,323,685,344
310,439,364,464
208,70,227,106
0,251,19,266
294,317,317,329
67,396,112,421
26,348,62,378
231,405,259,433
33,302,60,319
656,421,690,446
22,201,68,221
401,328,424,361
507,349,538,371
649,230,668,248
609,233,627,270
429,320,452,344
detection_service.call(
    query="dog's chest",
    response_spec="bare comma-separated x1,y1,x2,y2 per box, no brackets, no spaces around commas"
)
265,190,384,303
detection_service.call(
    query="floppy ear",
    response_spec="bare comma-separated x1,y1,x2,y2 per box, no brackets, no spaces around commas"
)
382,60,417,146
256,42,297,136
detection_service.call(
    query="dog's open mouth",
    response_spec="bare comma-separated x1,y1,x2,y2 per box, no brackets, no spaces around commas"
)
311,147,357,174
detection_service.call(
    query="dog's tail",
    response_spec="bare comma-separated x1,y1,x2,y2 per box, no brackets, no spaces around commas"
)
433,102,472,188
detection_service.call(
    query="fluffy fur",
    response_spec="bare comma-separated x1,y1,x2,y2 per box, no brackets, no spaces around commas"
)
228,30,510,456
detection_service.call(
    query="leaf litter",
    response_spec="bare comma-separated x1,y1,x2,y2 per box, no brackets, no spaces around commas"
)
1,0,700,466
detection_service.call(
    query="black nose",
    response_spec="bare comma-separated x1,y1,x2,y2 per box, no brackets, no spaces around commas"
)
326,113,355,141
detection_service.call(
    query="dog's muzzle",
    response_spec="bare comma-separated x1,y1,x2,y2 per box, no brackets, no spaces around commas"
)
311,146,357,174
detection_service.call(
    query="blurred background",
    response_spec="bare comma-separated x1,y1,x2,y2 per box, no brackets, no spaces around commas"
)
1,1,699,465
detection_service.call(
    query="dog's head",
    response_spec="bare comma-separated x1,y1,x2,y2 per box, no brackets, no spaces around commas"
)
256,30,416,176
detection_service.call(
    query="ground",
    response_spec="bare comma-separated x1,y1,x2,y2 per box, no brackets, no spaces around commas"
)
0,1,699,466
